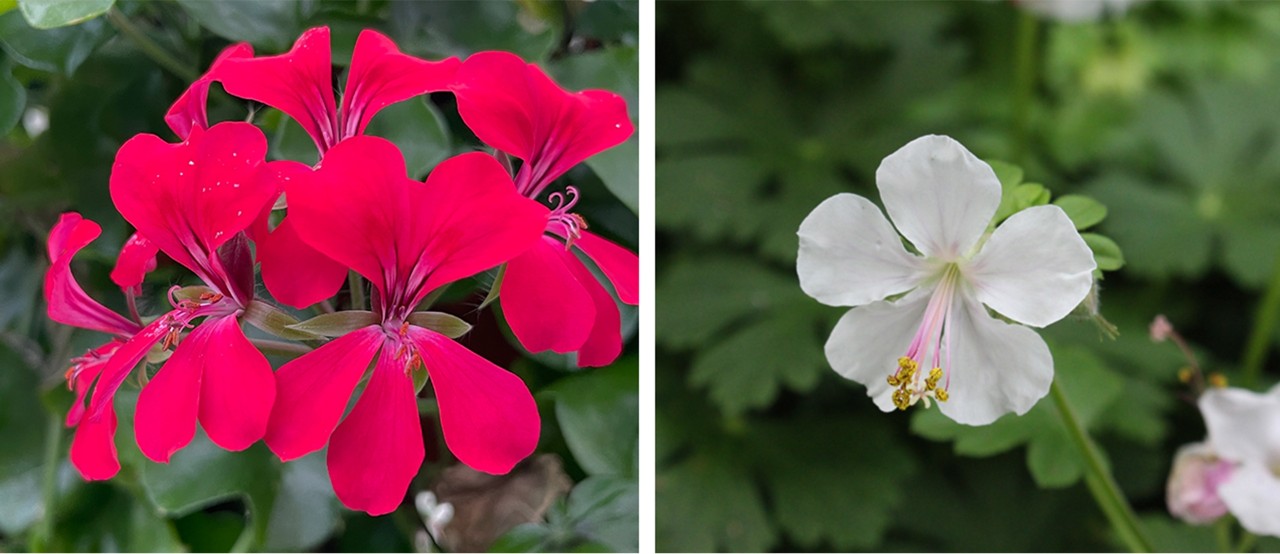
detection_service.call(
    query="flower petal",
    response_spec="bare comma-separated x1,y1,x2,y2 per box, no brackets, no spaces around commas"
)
825,291,932,412
408,327,539,474
265,326,383,462
258,215,348,309
1219,463,1280,537
502,237,596,355
1199,386,1280,467
326,347,423,516
110,232,159,295
87,313,175,420
797,193,927,307
134,321,207,463
217,27,338,151
967,205,1096,327
197,315,276,452
339,29,459,138
564,246,624,368
876,135,1000,260
109,123,277,289
165,42,253,139
45,213,139,335
571,229,638,305
70,400,119,480
452,51,633,195
936,296,1054,425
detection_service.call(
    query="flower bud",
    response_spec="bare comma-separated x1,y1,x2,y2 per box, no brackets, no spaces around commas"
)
1167,442,1234,525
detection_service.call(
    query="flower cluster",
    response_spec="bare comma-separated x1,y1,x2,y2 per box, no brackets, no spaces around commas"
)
45,26,636,515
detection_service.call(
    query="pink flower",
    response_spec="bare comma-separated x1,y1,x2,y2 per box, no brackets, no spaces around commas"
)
451,51,638,366
56,121,283,480
264,136,546,515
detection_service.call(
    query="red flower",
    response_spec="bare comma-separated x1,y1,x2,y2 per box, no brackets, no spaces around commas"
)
263,136,545,515
53,122,283,479
452,51,638,366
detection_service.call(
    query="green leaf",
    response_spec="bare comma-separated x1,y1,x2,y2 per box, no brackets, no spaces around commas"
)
243,300,320,341
0,10,111,75
655,155,766,240
479,264,505,310
489,477,637,553
657,457,774,552
47,486,184,552
0,343,47,535
364,97,452,180
1081,233,1125,271
0,56,24,135
407,311,472,339
585,137,638,214
656,256,805,349
1053,194,1108,230
1013,183,1051,211
548,359,638,478
287,310,378,338
988,159,1025,223
1086,174,1209,279
688,314,825,416
262,453,342,551
174,0,303,52
17,0,113,29
385,1,558,60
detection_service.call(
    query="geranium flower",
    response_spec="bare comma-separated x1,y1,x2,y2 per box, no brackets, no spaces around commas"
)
452,51,638,366
263,137,545,515
797,135,1096,425
1192,385,1280,536
56,121,283,479
1166,442,1233,525
166,26,459,309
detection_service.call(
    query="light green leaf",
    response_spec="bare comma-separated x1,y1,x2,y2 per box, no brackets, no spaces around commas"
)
1053,194,1108,230
1081,233,1125,271
988,159,1025,223
17,0,113,29
548,359,638,478
0,10,111,75
407,311,472,339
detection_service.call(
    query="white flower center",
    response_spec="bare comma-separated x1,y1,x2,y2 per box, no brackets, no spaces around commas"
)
887,263,961,410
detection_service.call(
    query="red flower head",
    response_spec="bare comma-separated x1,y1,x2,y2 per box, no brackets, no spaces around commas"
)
451,51,638,366
263,137,545,515
53,121,283,480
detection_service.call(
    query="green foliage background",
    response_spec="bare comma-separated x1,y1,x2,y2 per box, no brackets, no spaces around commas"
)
657,1,1280,552
0,0,638,552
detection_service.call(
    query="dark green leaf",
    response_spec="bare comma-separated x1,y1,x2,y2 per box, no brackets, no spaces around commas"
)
657,457,774,552
656,257,805,349
689,314,824,415
0,10,111,74
548,359,638,478
0,56,24,135
174,0,303,52
364,97,452,180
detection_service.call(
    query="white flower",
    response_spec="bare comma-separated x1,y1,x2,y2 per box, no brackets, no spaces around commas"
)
1196,385,1280,537
1166,442,1232,525
797,135,1096,425
415,491,455,544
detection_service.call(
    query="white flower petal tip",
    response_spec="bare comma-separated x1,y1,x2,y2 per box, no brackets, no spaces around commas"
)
877,135,1001,261
798,193,925,307
1219,464,1280,537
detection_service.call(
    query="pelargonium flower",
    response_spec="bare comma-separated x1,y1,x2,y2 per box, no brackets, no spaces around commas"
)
263,136,545,515
1191,385,1280,536
452,51,638,366
166,25,459,309
797,135,1096,425
56,121,283,479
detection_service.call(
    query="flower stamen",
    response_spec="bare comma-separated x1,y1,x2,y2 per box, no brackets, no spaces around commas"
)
888,265,960,411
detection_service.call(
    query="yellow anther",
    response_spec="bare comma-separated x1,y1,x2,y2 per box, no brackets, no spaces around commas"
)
1208,373,1228,388
1177,368,1193,384
887,374,901,387
929,367,942,382
936,389,949,402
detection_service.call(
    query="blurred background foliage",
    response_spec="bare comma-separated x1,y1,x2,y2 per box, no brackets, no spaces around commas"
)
0,0,637,552
656,1,1280,552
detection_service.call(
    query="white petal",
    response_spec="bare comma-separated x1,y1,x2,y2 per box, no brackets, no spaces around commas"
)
1199,387,1280,467
798,193,927,307
824,291,932,412
936,296,1053,425
966,205,1096,327
1219,464,1280,537
877,135,1001,261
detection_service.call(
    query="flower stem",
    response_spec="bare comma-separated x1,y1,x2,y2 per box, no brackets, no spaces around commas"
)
1217,518,1233,553
1236,529,1257,553
1050,379,1153,553
105,8,198,82
31,412,62,552
348,270,366,311
1011,9,1038,164
1241,254,1280,388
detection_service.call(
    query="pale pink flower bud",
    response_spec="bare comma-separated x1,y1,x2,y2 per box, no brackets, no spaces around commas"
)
1167,442,1234,525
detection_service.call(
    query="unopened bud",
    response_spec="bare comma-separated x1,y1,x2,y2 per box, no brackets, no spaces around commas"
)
1150,315,1174,343
1167,442,1233,525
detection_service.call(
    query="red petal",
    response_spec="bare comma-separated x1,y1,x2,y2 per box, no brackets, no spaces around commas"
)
408,327,539,474
290,140,544,306
110,232,159,295
563,246,623,368
571,230,638,305
266,326,383,461
165,42,254,139
326,347,423,515
70,400,120,480
65,340,120,427
134,322,207,463
197,315,275,451
339,29,459,138
258,216,348,309
87,313,176,421
502,237,595,354
217,27,338,152
452,51,633,195
44,213,139,335
110,123,277,290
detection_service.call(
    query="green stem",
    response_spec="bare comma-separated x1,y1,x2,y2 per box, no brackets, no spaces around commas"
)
1216,518,1233,553
348,270,366,311
1236,530,1257,553
32,412,63,552
105,9,198,82
1241,254,1280,388
1050,379,1153,553
1011,9,1038,164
